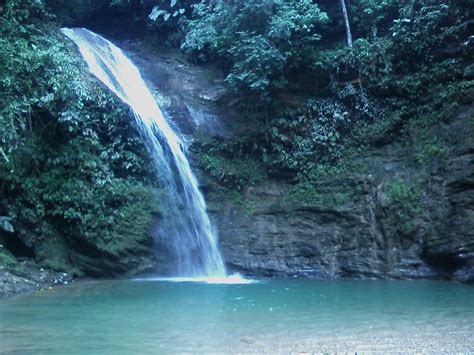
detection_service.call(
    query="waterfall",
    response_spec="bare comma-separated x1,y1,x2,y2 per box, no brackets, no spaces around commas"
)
62,28,226,278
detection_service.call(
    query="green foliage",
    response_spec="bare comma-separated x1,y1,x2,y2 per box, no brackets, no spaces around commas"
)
268,98,346,172
0,246,18,269
283,182,352,209
228,190,258,216
183,0,328,93
102,0,473,190
181,0,472,193
10,173,158,250
312,36,394,89
1,0,473,272
390,2,452,67
109,0,197,47
350,0,400,38
384,178,422,237
194,134,266,190
198,154,265,190
267,85,386,176
386,179,421,211
0,217,14,233
148,0,186,22
0,0,159,263
319,0,473,88
352,110,404,146
305,163,351,182
415,139,448,163
226,34,287,92
45,0,108,24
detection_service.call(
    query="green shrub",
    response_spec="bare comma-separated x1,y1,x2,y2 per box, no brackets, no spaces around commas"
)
183,0,328,93
198,153,265,190
283,182,352,209
0,246,18,269
384,178,423,237
415,139,449,163
0,0,160,262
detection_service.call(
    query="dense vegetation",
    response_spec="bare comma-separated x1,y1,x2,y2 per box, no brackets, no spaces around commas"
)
0,0,473,278
0,0,160,275
47,1,474,183
178,0,473,188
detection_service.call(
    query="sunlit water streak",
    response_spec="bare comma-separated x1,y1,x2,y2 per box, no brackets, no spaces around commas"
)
137,275,257,285
62,28,226,277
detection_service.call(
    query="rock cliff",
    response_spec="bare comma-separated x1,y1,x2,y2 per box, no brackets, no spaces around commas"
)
125,40,473,282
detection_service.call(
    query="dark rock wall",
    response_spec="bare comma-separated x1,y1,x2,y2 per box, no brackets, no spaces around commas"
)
207,108,473,282
87,39,474,283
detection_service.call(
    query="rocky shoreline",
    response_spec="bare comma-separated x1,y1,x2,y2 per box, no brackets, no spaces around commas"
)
0,260,72,299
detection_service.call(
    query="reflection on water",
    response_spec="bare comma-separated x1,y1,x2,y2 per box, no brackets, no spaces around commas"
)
0,279,473,352
136,274,257,284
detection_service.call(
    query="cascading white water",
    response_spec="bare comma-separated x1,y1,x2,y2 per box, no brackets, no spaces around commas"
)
62,28,226,278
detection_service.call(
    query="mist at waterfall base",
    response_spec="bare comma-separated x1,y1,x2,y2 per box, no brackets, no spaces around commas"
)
62,28,247,283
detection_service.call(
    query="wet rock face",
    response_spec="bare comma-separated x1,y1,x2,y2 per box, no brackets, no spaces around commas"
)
122,42,473,282
211,177,473,281
106,42,473,282
210,182,436,280
112,38,246,139
421,114,474,282
206,108,474,282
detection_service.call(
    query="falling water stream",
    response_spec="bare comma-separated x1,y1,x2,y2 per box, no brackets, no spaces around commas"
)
62,28,227,278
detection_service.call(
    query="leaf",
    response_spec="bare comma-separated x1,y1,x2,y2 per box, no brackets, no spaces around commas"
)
164,13,171,21
149,6,166,21
0,217,14,233
170,0,177,7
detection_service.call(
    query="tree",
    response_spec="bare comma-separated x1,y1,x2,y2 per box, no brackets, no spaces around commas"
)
340,0,353,47
182,0,329,94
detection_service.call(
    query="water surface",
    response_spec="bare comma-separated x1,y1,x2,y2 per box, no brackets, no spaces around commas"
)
1,279,473,352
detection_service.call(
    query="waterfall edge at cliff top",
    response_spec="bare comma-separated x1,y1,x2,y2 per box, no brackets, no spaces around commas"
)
62,27,246,282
